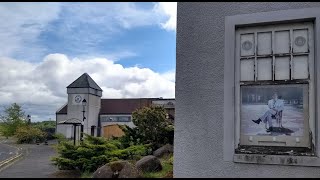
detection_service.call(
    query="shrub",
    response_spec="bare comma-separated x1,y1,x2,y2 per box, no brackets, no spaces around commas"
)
51,134,151,173
54,133,67,143
15,126,46,144
32,121,56,140
168,156,174,165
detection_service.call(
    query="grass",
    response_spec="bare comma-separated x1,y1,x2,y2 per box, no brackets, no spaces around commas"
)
142,155,173,178
81,171,93,178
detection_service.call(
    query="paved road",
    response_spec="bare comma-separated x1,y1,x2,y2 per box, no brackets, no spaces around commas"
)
0,141,18,162
0,141,59,178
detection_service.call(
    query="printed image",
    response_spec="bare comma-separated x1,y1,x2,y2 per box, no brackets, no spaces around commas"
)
241,85,305,136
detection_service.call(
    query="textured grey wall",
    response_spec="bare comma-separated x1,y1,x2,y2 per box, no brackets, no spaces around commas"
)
175,2,320,178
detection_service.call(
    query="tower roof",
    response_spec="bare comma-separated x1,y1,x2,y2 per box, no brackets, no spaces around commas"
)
67,73,102,91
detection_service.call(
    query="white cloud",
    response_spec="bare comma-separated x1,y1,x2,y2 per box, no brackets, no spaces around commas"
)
0,54,175,121
63,2,176,31
153,2,177,31
0,2,177,121
0,2,176,61
0,2,61,58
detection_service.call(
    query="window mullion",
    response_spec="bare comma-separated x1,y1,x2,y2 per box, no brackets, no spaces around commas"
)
254,32,258,82
290,29,293,80
272,30,275,81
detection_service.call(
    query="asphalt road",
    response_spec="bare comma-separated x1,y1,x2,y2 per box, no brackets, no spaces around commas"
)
0,141,18,162
0,141,58,178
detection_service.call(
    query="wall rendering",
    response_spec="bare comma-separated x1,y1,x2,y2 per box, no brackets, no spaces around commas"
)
174,2,320,178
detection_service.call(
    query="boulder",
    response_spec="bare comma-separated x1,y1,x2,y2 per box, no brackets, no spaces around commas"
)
92,165,113,178
136,155,162,172
118,161,141,178
93,160,141,178
153,144,173,158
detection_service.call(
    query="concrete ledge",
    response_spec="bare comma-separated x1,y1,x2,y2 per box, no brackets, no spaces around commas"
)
234,154,320,167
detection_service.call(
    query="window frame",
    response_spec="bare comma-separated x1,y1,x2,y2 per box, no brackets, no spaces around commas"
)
223,7,320,166
235,22,314,148
100,115,132,122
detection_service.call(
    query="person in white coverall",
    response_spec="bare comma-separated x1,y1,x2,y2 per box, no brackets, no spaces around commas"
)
252,93,284,132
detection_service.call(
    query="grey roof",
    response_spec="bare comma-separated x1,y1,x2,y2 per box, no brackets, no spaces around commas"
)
58,118,82,124
67,73,102,91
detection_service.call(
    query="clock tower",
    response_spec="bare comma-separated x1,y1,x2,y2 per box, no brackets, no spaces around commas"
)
66,73,102,139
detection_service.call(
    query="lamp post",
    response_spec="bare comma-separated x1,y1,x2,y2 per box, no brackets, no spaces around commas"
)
80,99,87,143
27,114,31,125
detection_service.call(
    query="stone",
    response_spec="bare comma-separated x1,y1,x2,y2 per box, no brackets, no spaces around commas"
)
118,161,141,178
92,165,113,178
136,155,162,172
153,144,173,158
93,160,141,178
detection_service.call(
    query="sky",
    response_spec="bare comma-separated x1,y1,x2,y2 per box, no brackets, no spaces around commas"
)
0,2,176,122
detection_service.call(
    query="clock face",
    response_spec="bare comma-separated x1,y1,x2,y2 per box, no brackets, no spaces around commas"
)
74,95,82,103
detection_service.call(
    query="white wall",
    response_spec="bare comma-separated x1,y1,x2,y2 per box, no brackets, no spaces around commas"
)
56,114,73,139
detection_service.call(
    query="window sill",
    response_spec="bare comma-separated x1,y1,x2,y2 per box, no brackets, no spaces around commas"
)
233,153,320,166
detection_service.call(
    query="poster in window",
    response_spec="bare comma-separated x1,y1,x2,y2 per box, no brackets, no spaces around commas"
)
240,85,307,137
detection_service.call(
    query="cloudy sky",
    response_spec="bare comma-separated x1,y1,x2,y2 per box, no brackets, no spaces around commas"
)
0,2,176,121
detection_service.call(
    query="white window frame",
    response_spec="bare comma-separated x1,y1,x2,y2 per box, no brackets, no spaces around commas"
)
235,22,314,148
224,7,320,166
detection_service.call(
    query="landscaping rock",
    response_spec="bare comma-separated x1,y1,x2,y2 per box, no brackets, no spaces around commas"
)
93,160,141,178
136,155,162,172
153,144,173,158
118,161,141,178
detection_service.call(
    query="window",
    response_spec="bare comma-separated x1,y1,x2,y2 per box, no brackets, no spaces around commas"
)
235,22,315,148
224,7,320,166
237,22,312,82
100,115,131,122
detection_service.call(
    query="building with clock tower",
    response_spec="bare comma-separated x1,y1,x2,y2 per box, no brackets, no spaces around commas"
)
56,73,102,140
56,73,175,141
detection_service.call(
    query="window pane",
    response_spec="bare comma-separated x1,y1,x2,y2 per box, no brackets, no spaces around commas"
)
257,57,272,80
275,30,290,54
293,55,308,79
257,32,272,55
118,116,131,122
275,56,290,80
240,59,254,81
240,34,254,56
293,29,308,53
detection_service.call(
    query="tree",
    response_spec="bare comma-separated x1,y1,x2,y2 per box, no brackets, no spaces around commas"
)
120,106,174,150
32,121,56,140
0,103,27,138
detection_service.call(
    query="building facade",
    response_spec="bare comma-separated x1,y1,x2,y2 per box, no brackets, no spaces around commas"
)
175,2,320,178
56,73,175,140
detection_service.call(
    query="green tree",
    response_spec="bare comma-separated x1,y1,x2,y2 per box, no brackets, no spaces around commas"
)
32,120,56,140
0,103,27,138
120,106,174,150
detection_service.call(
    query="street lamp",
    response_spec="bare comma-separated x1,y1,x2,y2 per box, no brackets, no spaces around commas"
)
80,99,87,142
27,114,31,125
